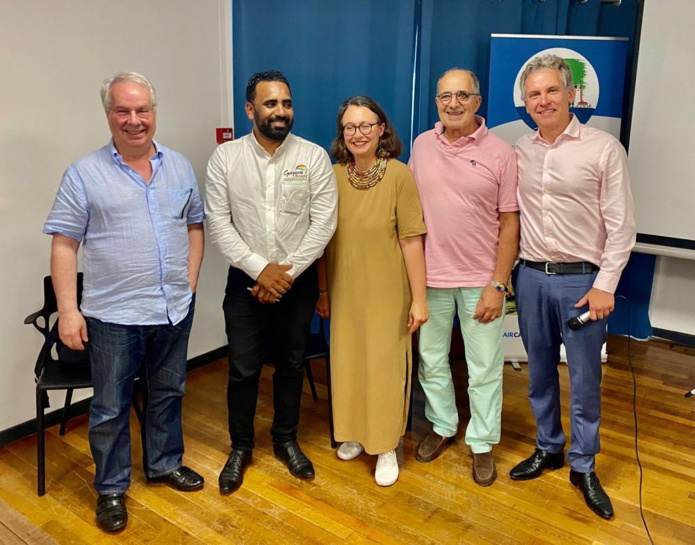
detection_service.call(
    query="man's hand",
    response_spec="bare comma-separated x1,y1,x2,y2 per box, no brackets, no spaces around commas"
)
575,288,614,321
408,300,429,333
58,309,89,350
473,285,505,323
252,285,281,304
256,263,294,299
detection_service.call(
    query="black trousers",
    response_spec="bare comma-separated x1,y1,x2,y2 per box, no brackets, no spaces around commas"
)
223,266,317,451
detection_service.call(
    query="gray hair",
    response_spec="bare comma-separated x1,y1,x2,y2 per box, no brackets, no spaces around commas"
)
519,54,573,100
437,68,480,95
100,71,157,110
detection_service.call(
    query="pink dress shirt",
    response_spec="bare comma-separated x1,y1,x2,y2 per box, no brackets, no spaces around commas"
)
515,115,636,293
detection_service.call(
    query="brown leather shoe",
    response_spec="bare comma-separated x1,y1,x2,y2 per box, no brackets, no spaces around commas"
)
472,452,497,486
416,430,455,463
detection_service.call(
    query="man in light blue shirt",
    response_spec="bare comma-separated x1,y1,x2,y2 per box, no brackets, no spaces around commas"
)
44,71,205,533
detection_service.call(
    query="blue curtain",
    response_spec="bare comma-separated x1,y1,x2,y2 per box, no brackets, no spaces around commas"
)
232,0,417,160
232,0,650,338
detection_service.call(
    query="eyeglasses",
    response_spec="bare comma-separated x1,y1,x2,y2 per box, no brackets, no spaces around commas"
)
343,122,381,136
110,107,155,120
435,90,480,104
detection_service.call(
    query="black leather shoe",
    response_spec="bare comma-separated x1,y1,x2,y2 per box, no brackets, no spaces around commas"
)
570,470,614,519
148,466,204,491
96,493,127,533
273,440,315,479
509,448,565,480
219,450,251,494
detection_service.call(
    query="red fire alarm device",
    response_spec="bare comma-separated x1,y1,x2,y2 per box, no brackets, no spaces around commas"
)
216,127,234,144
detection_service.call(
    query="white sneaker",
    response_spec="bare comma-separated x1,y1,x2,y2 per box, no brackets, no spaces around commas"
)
375,450,399,486
337,442,364,461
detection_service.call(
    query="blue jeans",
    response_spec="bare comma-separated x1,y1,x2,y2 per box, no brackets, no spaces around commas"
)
85,297,194,495
514,264,606,473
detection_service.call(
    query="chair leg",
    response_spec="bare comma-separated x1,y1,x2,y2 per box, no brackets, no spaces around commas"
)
305,360,319,402
36,388,46,496
325,356,336,448
59,389,74,436
132,380,143,423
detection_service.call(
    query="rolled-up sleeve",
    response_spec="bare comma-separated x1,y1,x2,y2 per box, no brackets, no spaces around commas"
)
43,167,88,242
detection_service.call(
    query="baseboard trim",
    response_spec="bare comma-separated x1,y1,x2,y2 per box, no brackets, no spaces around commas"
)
652,328,695,348
0,346,228,448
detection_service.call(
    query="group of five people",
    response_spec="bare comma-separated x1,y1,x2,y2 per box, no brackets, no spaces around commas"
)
43,53,635,533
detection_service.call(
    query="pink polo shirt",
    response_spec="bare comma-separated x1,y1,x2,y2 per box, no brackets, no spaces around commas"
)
515,115,636,293
410,117,518,287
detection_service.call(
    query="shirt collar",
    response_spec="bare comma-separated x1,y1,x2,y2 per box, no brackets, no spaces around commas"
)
109,139,162,162
249,130,292,158
434,116,488,146
530,114,581,144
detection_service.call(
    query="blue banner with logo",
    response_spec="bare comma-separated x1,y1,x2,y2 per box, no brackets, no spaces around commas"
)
487,34,628,144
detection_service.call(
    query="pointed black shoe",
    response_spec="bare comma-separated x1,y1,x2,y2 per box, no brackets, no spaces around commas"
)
273,440,315,479
96,493,127,533
219,450,251,494
570,470,614,519
509,448,565,480
148,466,204,491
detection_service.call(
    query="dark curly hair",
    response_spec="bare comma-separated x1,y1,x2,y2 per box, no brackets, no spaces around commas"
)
330,96,402,164
246,70,291,103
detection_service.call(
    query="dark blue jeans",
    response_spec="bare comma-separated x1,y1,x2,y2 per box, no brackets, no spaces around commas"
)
85,297,194,495
514,264,607,473
223,266,317,451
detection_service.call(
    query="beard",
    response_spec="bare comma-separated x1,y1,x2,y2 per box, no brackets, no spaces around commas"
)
255,112,293,141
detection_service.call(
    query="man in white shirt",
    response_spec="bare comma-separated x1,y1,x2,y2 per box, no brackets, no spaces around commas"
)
205,70,338,494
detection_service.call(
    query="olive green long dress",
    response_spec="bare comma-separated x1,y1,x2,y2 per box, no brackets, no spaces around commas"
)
327,159,426,454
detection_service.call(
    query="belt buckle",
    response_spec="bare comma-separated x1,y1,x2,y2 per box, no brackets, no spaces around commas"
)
544,262,557,275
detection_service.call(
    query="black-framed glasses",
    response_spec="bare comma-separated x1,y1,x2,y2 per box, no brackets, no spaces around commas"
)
435,90,480,104
343,122,381,136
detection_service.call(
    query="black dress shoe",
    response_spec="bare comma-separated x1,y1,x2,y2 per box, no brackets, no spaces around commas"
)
570,470,614,519
219,450,251,494
509,448,565,480
96,493,127,533
273,440,315,479
148,466,204,491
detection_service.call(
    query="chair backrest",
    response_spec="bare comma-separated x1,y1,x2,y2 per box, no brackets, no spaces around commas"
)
26,273,88,377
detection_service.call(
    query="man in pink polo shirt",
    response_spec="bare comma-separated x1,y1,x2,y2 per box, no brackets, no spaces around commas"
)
409,68,519,486
509,54,635,520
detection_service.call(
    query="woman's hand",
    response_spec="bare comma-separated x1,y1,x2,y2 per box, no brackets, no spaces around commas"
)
408,300,429,333
315,292,330,319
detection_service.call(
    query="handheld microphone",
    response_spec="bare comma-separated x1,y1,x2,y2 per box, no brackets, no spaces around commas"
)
685,389,695,398
568,311,591,331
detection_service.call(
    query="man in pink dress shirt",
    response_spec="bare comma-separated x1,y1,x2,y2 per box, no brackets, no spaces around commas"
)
509,54,636,520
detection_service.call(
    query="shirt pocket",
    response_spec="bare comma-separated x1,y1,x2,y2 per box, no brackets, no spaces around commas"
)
280,181,309,216
168,188,193,220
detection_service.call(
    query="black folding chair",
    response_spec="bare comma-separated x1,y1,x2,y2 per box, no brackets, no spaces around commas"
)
25,274,141,496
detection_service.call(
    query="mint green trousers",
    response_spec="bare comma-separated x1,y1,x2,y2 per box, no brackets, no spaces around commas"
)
417,287,505,453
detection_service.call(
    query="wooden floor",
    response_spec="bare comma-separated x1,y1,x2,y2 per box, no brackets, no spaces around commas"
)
1,335,694,544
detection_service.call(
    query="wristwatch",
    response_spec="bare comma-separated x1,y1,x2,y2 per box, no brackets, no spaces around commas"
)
490,281,507,293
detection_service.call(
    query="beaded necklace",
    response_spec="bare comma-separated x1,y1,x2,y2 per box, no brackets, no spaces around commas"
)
346,157,387,190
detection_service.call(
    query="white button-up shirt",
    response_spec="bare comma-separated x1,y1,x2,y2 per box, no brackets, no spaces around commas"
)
515,115,636,293
205,132,338,280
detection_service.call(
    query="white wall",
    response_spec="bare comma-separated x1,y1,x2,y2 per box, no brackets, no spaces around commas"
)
0,0,232,432
650,258,695,336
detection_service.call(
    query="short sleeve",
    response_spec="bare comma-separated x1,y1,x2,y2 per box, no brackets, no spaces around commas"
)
395,164,426,239
43,167,89,242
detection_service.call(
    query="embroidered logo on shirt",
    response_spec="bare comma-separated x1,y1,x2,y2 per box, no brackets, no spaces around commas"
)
283,164,308,182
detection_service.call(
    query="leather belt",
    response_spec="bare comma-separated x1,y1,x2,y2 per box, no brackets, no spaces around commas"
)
520,259,599,275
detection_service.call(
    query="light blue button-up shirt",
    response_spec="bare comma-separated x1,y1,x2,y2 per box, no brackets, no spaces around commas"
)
44,140,205,326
